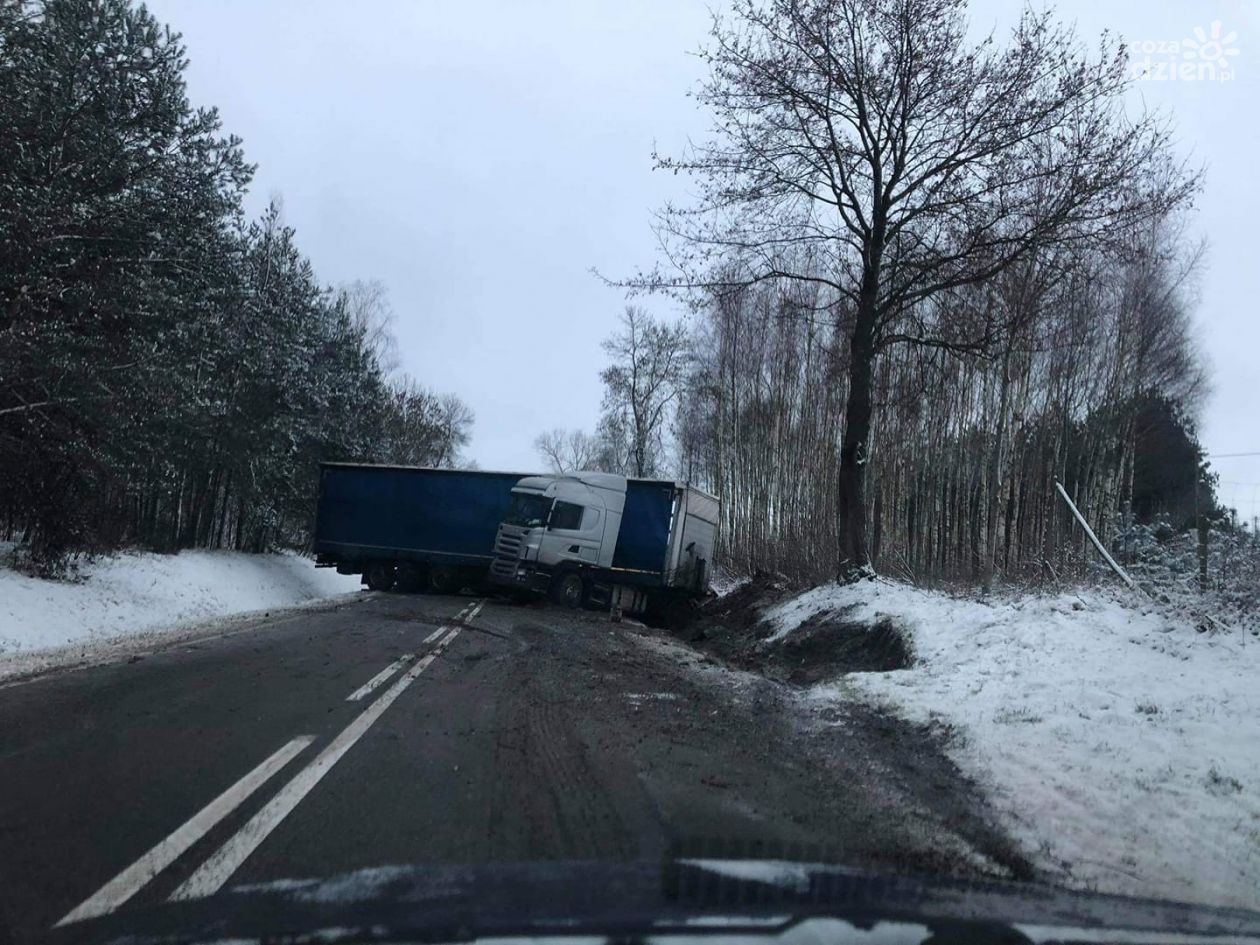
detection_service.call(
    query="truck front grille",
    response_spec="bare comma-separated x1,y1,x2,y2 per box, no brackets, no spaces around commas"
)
495,532,522,558
489,530,524,582
489,556,517,581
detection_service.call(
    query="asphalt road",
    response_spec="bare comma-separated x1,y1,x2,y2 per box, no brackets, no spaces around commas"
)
0,591,1027,943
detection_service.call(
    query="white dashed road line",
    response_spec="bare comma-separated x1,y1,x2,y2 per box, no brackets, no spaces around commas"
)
348,600,478,701
345,656,413,702
54,598,484,927
167,601,479,902
55,735,314,927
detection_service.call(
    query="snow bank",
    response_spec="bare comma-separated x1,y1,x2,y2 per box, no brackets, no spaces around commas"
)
0,550,361,673
763,581,1260,910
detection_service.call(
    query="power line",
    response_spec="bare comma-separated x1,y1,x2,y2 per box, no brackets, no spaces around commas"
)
1207,451,1260,459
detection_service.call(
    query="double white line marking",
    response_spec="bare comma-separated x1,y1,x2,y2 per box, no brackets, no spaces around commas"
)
54,737,314,926
56,600,484,927
345,600,483,702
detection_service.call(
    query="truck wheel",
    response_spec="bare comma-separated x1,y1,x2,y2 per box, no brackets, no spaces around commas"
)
365,563,396,592
549,572,585,609
394,564,423,593
428,565,458,595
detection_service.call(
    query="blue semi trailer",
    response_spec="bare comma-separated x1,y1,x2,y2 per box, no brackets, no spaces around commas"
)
313,463,529,593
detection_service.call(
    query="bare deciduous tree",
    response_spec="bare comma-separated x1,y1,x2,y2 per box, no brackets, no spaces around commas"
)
337,279,400,376
534,428,599,474
599,306,690,478
431,393,475,468
637,0,1198,578
379,381,473,469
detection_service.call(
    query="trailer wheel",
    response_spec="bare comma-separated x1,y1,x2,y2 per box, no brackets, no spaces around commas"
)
549,572,585,609
365,563,396,592
428,565,458,595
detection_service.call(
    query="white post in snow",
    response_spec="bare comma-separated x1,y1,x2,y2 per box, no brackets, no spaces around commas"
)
1054,480,1138,591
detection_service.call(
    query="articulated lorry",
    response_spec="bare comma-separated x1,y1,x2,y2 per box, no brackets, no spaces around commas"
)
313,463,528,592
487,472,719,616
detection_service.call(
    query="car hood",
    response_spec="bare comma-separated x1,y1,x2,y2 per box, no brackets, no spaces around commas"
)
50,858,1260,945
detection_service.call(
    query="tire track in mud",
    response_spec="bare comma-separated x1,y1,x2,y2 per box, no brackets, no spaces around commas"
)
486,620,634,860
527,700,634,858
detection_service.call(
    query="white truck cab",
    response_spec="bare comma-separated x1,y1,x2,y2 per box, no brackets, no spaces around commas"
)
489,472,718,615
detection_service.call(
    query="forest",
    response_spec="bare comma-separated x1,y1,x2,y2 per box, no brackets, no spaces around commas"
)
2,0,1246,594
541,0,1248,591
0,0,471,571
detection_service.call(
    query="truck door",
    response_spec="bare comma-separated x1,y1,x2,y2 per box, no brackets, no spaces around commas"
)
546,500,602,565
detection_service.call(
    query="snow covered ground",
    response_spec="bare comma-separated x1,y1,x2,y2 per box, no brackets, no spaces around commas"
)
762,580,1260,910
0,549,361,679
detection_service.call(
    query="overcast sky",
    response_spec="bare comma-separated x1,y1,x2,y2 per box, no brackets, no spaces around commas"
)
147,0,1259,519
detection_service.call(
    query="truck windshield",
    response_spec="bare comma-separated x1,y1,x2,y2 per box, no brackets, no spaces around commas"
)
504,493,552,528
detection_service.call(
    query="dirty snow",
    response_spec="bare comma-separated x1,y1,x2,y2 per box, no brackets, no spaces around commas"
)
709,565,749,598
0,549,361,677
763,580,1260,910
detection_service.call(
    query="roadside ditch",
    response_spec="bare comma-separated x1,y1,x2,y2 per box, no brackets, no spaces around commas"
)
657,572,1036,884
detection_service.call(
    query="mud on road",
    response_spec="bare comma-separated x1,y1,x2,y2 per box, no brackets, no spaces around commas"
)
509,594,1034,883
